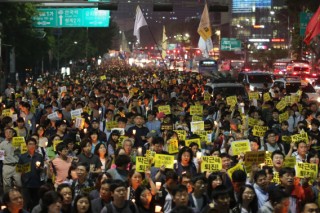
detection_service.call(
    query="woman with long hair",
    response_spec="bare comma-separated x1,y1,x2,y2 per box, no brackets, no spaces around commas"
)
72,194,92,213
134,186,156,213
237,185,258,213
207,172,223,198
94,143,112,172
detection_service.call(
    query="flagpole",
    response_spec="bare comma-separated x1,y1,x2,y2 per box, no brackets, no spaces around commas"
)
146,25,169,71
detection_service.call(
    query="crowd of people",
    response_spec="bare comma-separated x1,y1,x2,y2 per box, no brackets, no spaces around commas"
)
0,59,320,213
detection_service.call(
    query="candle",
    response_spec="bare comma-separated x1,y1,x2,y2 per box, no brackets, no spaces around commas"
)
84,128,87,134
36,161,41,167
137,147,142,156
196,152,202,160
1,206,6,210
132,129,136,135
239,103,245,114
155,205,162,213
155,182,162,190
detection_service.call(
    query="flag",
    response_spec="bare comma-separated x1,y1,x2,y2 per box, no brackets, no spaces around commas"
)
162,25,167,59
133,5,148,43
197,3,212,41
304,6,320,45
198,37,213,58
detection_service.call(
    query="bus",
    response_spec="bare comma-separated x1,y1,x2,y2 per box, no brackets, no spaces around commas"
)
198,59,218,77
273,58,292,75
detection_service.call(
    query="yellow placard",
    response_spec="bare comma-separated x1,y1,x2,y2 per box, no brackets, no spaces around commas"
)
244,151,266,165
248,117,258,127
106,121,118,131
100,75,107,80
226,96,237,106
265,152,273,166
282,136,292,143
252,126,268,137
21,143,28,154
190,121,204,132
2,109,13,117
279,111,289,123
194,130,212,143
146,150,156,164
119,136,128,147
227,163,244,180
283,157,296,168
174,130,187,140
53,140,63,151
168,139,179,154
12,137,25,147
158,105,171,115
136,156,151,172
190,105,203,116
74,117,85,129
154,154,174,169
192,115,203,122
291,132,308,143
276,100,287,112
231,140,251,156
204,92,211,101
263,93,271,102
185,138,201,148
249,92,259,100
38,89,45,95
272,172,280,184
201,156,222,172
290,95,299,104
295,162,318,179
16,163,31,173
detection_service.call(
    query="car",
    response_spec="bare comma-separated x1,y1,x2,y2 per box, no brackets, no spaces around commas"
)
205,81,248,101
271,77,319,102
237,71,273,92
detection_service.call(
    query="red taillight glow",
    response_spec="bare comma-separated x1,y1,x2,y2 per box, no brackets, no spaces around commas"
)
293,72,297,75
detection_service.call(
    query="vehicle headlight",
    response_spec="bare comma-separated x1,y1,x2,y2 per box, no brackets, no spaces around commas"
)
279,71,283,75
250,85,255,91
317,97,320,103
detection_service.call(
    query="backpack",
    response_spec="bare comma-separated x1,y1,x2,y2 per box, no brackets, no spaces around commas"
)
105,201,136,213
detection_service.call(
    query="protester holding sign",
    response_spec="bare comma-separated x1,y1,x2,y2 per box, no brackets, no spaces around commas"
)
18,137,44,211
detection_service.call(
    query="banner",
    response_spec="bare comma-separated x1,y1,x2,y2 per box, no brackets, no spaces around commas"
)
197,3,212,40
133,5,148,42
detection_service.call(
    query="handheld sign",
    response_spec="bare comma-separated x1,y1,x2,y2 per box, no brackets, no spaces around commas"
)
158,105,171,115
154,154,174,169
295,162,318,180
190,121,204,132
231,140,250,156
47,112,60,120
71,108,83,119
12,137,25,147
136,156,150,172
201,156,222,172
168,139,179,154
190,105,203,116
185,138,201,148
16,163,31,173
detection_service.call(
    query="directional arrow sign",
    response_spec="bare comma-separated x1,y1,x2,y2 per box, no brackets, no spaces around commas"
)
32,8,110,28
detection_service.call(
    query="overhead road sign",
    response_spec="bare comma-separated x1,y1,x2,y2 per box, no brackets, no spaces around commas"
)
300,12,313,36
220,38,241,51
32,8,110,28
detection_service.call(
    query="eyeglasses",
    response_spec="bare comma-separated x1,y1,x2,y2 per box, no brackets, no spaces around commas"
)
140,193,152,198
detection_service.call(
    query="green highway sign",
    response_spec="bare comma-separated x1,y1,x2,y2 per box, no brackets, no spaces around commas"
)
300,12,313,36
33,8,110,28
221,38,241,51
